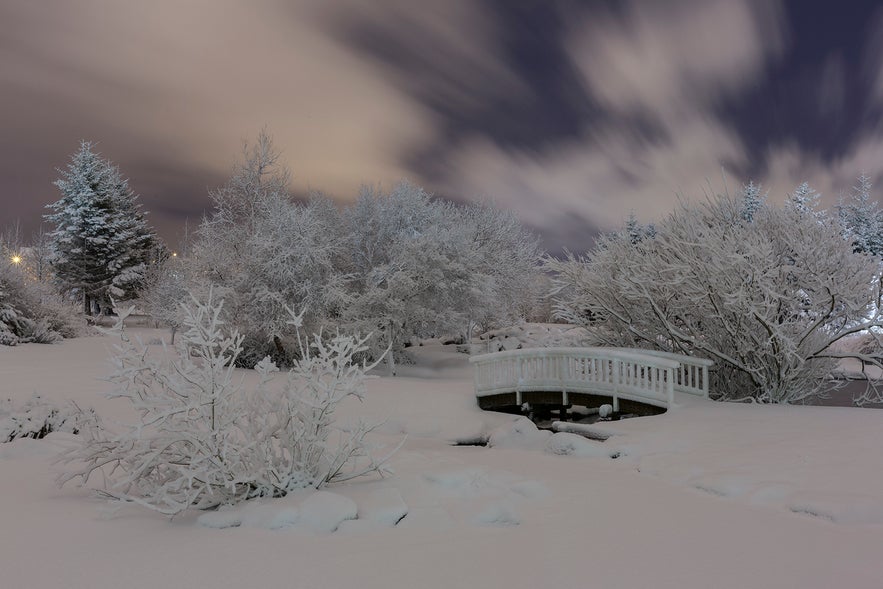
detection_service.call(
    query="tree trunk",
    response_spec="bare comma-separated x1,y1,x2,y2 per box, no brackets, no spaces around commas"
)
273,335,286,360
83,293,92,316
386,321,397,376
386,347,396,376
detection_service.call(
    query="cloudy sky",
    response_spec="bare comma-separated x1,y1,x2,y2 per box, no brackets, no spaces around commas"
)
3,0,883,252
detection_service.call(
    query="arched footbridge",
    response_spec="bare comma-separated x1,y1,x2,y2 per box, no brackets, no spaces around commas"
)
469,347,714,414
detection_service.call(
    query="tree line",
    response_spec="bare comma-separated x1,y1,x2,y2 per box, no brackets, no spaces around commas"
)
5,133,883,404
548,178,883,404
2,133,545,372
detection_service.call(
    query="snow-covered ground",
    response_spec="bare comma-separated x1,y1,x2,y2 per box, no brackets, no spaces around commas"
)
2,330,883,588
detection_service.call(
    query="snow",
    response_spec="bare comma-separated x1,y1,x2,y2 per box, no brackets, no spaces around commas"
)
2,329,883,587
544,432,612,457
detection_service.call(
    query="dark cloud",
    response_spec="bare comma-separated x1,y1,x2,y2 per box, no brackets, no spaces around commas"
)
3,0,883,253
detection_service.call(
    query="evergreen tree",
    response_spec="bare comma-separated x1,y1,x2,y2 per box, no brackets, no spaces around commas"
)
622,211,654,244
46,142,156,315
739,180,766,222
624,212,643,244
838,174,883,256
786,182,823,219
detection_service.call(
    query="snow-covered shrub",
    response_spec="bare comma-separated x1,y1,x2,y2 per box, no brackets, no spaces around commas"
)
57,291,393,516
0,395,94,442
548,191,883,404
0,256,84,345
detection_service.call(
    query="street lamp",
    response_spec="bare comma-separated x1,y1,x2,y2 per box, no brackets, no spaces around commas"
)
10,254,22,265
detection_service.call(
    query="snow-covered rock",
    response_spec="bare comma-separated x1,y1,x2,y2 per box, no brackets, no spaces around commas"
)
544,432,612,458
486,417,551,450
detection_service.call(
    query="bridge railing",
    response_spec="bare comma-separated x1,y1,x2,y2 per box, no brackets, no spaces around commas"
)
607,348,713,399
469,347,712,410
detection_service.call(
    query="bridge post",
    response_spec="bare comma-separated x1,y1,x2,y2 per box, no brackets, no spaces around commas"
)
612,358,620,412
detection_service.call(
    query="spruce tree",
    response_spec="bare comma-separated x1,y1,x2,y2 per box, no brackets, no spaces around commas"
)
839,174,883,256
739,180,766,222
786,182,823,218
46,142,156,315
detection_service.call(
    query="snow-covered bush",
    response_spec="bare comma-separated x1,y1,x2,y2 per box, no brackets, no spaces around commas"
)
0,255,84,345
0,395,94,442
57,291,393,516
548,191,883,404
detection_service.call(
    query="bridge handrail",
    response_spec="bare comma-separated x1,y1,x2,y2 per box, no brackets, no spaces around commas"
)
606,348,712,399
607,348,714,367
468,346,681,369
469,346,712,410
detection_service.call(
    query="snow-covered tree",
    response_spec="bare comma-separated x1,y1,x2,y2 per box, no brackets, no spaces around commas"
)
140,250,189,343
340,181,541,374
57,292,393,517
0,241,84,346
739,180,766,222
786,181,824,219
46,142,156,315
457,203,543,337
341,182,459,374
838,174,883,256
548,192,883,404
190,133,543,370
192,132,345,366
621,211,656,244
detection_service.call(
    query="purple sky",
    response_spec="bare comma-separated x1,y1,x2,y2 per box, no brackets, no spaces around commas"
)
3,0,883,252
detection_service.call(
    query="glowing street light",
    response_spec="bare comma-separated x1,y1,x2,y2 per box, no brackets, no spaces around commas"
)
10,254,22,265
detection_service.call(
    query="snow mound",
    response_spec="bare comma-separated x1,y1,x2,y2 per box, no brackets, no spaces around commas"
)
474,502,520,526
544,432,612,458
197,500,301,530
354,487,408,526
298,491,358,533
197,509,244,529
487,417,551,450
196,490,357,532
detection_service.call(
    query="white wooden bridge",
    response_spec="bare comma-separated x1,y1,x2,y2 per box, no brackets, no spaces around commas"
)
469,347,713,414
